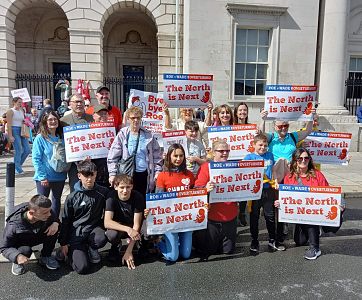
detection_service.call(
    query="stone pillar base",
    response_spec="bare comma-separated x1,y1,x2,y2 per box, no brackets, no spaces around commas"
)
317,106,350,115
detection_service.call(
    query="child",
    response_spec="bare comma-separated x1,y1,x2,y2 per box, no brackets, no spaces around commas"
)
244,133,285,253
58,160,108,274
184,120,206,176
154,143,195,263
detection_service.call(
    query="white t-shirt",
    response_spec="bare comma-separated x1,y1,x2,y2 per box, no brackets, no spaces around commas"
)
11,108,24,127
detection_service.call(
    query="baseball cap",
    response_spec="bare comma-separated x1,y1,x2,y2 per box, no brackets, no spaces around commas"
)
93,104,108,113
96,86,110,94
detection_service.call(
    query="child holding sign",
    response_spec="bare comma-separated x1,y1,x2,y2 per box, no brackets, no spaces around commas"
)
154,143,195,263
185,120,206,176
244,134,285,253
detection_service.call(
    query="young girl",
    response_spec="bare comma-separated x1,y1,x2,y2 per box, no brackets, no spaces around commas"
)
155,143,195,263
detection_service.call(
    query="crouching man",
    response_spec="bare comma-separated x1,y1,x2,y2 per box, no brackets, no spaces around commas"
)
104,175,144,270
58,160,108,274
0,195,60,275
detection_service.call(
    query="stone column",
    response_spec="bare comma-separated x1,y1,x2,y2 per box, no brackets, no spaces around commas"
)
317,0,349,115
68,28,103,101
0,26,16,114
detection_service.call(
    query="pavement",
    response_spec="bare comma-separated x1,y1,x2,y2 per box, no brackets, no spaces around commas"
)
0,151,362,210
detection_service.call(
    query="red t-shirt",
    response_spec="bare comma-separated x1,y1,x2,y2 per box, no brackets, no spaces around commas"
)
195,162,238,222
87,105,122,131
156,170,195,192
283,170,329,187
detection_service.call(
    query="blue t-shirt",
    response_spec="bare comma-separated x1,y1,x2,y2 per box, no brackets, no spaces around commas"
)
244,151,274,188
128,132,148,172
267,132,298,162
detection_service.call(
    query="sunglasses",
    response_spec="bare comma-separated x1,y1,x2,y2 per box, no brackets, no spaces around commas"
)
276,124,289,129
214,149,230,153
297,157,310,162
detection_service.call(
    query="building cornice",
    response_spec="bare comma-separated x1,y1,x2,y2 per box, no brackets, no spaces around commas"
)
226,3,288,16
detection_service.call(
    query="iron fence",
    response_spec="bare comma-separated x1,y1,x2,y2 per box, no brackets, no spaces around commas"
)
345,73,362,115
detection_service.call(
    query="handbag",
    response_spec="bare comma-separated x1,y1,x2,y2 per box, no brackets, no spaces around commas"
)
116,131,140,176
21,123,30,138
49,138,71,172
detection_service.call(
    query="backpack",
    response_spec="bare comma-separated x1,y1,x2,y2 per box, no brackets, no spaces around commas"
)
49,139,71,173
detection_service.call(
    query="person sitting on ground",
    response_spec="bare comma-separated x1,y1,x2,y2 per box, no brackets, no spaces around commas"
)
104,174,144,269
58,160,108,274
0,195,60,276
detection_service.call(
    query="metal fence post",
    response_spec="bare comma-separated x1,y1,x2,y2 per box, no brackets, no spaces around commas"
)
5,162,15,225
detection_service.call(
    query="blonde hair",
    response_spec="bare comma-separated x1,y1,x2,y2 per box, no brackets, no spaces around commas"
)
207,139,229,160
126,106,143,118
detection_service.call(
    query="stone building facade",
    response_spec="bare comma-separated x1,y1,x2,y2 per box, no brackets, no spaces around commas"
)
0,0,362,149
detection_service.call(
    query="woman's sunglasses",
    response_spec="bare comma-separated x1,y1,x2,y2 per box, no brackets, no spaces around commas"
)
214,149,231,153
297,156,310,162
275,124,289,129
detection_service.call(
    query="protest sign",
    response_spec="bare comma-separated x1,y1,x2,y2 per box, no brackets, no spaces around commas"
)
209,160,264,203
208,124,258,159
278,184,342,227
264,85,317,121
304,132,352,165
63,122,116,162
163,74,213,108
31,96,43,110
11,88,31,102
162,130,189,156
146,189,208,235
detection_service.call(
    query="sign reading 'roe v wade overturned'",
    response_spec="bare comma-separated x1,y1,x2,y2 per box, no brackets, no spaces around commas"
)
63,122,116,162
163,74,213,108
304,132,352,165
146,189,208,235
162,130,189,157
207,124,258,160
264,85,317,121
209,160,264,203
278,185,342,227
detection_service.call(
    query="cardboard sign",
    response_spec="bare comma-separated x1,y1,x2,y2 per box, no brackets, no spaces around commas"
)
209,160,264,203
11,88,31,102
207,124,258,159
305,132,352,165
264,85,317,121
162,130,189,156
163,73,213,108
279,184,342,227
146,189,208,234
63,122,116,162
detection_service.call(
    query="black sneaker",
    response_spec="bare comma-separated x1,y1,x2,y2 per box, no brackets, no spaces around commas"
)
268,240,286,251
108,244,121,262
304,247,321,260
250,240,259,253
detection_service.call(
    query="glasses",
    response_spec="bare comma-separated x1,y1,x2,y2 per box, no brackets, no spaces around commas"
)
129,116,141,120
214,149,230,153
276,124,289,129
47,118,58,122
71,100,84,105
297,156,310,162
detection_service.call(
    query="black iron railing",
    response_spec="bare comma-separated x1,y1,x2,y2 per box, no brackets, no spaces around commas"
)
345,73,362,115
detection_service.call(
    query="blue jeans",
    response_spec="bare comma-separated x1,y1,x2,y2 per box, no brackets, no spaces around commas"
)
12,126,31,173
158,231,193,262
36,180,65,217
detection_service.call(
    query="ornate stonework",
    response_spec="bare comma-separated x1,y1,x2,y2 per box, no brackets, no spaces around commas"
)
48,26,69,41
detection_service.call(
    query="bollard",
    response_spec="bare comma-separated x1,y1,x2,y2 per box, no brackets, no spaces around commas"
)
5,162,15,225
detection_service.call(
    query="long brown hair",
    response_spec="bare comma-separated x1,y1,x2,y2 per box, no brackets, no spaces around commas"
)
233,102,249,124
164,143,187,174
215,104,234,126
289,148,316,180
39,111,63,139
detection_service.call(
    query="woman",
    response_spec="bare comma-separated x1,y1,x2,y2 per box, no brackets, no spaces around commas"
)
107,106,163,197
32,111,67,217
155,144,195,263
275,148,336,260
193,140,239,257
214,104,234,126
6,97,31,174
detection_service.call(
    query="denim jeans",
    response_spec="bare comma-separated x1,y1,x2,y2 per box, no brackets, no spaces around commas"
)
12,126,31,173
35,180,65,217
158,231,193,262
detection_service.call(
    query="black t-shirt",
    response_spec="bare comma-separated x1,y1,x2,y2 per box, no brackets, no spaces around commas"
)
105,190,145,226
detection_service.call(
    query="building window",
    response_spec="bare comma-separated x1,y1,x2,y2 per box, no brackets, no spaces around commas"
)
235,29,269,96
349,57,362,79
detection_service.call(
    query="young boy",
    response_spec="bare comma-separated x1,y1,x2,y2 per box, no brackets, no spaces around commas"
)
104,174,144,270
0,195,60,275
244,133,285,253
58,160,108,274
184,120,206,176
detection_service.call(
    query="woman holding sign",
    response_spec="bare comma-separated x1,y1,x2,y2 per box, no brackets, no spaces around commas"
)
193,140,239,257
154,143,195,263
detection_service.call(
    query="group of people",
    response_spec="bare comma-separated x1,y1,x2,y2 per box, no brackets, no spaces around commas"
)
0,87,345,277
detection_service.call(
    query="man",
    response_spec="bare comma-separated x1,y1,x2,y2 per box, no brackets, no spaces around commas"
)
37,99,53,124
104,174,144,270
60,94,94,192
86,86,122,131
58,160,108,274
0,195,60,275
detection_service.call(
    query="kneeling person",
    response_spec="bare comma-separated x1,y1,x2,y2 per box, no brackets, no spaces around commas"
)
0,195,60,275
104,175,144,270
58,160,108,274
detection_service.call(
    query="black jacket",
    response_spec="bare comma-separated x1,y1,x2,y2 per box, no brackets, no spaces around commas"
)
0,203,58,263
58,181,108,246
